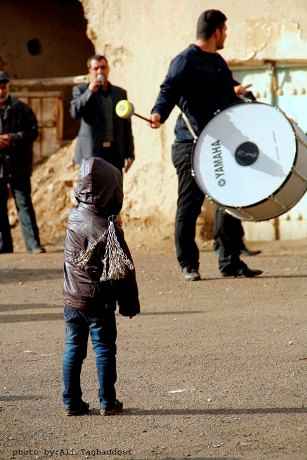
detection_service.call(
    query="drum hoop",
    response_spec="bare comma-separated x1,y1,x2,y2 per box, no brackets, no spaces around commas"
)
193,101,300,210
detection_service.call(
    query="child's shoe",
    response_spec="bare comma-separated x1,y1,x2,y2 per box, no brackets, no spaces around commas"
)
101,399,123,416
64,400,89,416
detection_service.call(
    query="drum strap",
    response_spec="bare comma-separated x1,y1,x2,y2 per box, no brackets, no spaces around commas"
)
180,111,199,179
180,111,198,142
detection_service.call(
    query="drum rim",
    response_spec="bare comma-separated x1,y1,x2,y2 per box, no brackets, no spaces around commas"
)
192,101,299,210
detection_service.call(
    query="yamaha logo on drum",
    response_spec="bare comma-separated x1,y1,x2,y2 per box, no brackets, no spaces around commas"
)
211,140,226,187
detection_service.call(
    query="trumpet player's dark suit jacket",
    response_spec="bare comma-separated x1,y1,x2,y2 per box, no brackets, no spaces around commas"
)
70,83,134,169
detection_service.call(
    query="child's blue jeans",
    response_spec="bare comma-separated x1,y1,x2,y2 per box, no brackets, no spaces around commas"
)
63,306,117,409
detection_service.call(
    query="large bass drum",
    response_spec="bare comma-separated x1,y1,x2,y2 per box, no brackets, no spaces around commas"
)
193,102,307,221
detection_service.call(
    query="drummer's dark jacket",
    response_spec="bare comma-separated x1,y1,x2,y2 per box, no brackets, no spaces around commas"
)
151,44,240,142
70,82,134,167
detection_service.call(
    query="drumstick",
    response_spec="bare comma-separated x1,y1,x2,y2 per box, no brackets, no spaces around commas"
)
115,99,151,123
133,112,152,122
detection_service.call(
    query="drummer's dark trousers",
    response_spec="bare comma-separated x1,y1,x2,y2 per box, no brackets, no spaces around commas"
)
172,142,243,273
214,207,245,273
172,142,204,270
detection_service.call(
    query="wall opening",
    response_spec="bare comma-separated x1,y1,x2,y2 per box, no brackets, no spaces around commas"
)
27,39,42,56
0,0,95,141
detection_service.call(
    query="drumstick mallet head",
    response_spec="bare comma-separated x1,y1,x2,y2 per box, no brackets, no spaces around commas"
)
115,99,151,123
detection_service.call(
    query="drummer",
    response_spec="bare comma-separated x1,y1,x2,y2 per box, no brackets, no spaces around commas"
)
150,9,263,280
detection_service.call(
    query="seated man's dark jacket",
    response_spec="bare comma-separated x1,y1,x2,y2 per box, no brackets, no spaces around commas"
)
0,96,38,179
71,83,134,168
64,157,140,317
151,44,240,142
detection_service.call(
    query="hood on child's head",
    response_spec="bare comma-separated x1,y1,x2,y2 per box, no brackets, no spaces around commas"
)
74,157,123,216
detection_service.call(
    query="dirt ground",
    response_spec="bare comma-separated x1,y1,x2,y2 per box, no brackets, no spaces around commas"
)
1,237,307,460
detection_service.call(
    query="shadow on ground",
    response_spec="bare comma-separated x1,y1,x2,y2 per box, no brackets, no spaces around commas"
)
0,268,62,284
0,303,62,313
0,395,45,401
0,308,206,323
122,407,307,416
0,312,63,323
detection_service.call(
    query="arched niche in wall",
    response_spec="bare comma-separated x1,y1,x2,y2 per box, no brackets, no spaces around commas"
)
1,0,95,140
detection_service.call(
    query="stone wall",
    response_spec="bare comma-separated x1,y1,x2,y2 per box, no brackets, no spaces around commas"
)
79,0,307,240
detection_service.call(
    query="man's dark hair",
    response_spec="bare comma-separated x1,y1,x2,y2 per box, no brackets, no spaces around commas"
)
87,54,108,68
196,9,227,40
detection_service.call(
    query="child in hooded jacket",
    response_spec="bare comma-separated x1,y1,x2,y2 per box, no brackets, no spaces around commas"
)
63,157,140,416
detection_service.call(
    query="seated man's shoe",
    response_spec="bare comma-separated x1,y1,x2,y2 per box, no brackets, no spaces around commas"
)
182,267,201,281
222,266,263,278
30,246,46,254
241,247,262,256
101,399,123,416
64,400,89,416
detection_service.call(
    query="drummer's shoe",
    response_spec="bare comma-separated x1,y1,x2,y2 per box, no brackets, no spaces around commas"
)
182,267,201,281
240,246,262,256
222,266,263,278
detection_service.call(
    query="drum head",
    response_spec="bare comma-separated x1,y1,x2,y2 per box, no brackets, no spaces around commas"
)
193,103,296,207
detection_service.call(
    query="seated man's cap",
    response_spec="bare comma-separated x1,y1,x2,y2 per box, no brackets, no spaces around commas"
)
0,71,10,83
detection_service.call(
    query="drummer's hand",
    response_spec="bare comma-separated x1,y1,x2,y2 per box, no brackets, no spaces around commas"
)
234,84,252,96
149,113,161,129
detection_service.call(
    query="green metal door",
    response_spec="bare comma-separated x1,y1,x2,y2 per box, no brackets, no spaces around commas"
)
231,60,307,241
